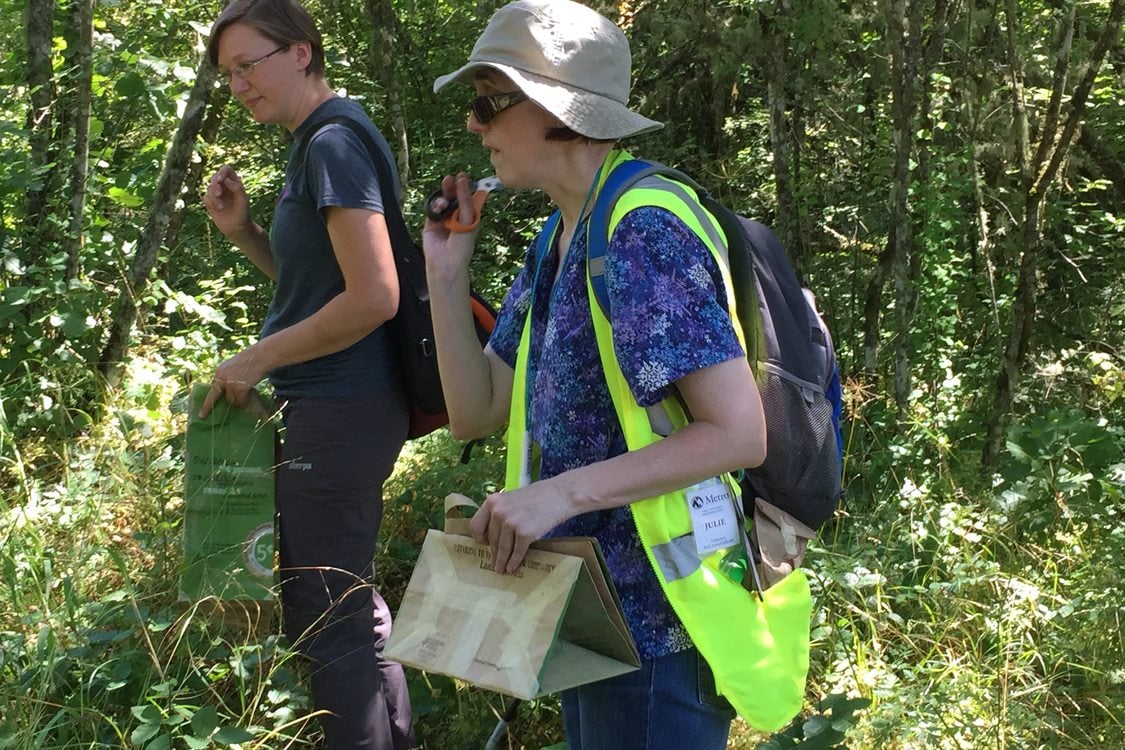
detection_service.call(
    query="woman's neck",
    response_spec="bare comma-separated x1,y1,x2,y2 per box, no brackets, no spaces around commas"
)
546,142,616,233
285,79,337,132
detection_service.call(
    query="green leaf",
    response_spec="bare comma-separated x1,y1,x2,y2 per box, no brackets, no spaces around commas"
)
59,312,92,338
214,726,255,744
115,72,148,98
107,187,145,208
802,715,832,737
131,705,161,724
146,734,171,750
129,723,159,745
190,705,219,737
149,678,177,696
1005,440,1031,463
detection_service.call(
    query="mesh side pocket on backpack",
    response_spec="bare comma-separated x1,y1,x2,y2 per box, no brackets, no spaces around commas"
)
745,369,841,528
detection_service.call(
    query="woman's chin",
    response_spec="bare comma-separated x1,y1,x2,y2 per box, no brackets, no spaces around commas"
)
489,155,513,186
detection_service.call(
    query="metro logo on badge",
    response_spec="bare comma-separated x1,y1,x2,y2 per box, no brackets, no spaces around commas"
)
686,478,740,556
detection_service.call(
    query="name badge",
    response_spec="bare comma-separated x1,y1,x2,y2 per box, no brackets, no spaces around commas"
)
686,477,740,556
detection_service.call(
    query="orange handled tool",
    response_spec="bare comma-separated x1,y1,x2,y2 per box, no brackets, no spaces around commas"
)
424,176,505,233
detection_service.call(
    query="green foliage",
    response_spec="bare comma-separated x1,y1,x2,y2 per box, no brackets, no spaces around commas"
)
796,382,1125,748
756,694,872,749
3,0,1125,747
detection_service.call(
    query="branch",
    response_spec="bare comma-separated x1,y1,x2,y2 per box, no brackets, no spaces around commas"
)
97,54,221,384
1029,0,1076,176
1005,0,1030,184
1031,0,1125,200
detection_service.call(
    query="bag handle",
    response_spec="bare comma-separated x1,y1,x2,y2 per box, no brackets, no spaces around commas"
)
443,493,479,536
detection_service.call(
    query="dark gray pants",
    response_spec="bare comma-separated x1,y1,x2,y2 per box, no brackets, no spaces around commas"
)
277,392,414,750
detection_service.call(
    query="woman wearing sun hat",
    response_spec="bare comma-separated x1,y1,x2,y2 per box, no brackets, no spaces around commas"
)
422,1,770,748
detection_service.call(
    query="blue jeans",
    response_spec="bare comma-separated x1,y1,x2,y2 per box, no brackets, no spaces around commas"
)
561,647,734,750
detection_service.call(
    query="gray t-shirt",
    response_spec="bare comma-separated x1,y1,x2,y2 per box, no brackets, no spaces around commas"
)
262,97,401,397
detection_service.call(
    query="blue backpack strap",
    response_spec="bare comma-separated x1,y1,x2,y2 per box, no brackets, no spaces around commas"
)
588,160,665,315
585,159,729,439
536,210,563,270
586,159,712,317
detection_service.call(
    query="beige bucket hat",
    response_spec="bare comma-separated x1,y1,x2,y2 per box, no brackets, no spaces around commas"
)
433,0,663,140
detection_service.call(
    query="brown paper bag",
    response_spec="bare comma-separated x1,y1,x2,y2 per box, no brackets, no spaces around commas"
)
385,495,640,700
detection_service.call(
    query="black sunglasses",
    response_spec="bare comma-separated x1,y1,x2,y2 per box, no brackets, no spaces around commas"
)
470,91,528,124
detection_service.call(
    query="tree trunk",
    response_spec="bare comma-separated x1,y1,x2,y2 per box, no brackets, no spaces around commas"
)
364,0,410,186
24,0,57,249
164,89,228,251
96,55,222,388
63,0,93,282
862,0,951,383
886,0,920,415
983,0,1124,465
761,1,802,271
861,238,894,373
790,97,808,269
905,0,952,388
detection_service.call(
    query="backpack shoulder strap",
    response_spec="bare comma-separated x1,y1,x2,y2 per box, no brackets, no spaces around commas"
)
293,115,411,247
293,115,426,299
586,160,731,320
535,211,563,268
584,159,741,437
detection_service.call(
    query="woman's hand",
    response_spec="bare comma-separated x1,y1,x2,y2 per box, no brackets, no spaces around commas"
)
421,173,481,281
198,346,271,418
469,481,578,574
202,164,253,241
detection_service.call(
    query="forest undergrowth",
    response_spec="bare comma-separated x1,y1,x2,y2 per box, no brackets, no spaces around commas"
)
2,336,1121,749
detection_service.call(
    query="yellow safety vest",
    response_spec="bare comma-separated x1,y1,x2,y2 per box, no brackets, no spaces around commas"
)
505,150,812,732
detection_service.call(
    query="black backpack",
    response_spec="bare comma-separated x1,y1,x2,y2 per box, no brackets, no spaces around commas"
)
293,116,496,439
581,159,844,530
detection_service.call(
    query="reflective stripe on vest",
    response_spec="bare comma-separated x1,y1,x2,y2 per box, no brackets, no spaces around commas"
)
505,150,811,732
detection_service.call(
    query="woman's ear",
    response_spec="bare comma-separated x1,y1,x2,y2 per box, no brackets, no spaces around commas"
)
293,40,312,73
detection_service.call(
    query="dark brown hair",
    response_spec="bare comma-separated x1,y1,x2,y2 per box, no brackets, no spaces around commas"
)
208,0,325,77
544,126,615,144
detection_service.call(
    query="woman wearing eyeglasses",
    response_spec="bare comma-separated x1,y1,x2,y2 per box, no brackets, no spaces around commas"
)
199,1,414,747
423,1,766,749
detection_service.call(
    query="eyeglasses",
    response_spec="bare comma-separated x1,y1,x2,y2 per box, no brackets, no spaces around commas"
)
220,45,288,83
470,91,528,124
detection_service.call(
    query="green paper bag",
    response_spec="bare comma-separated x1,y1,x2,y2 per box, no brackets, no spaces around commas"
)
180,383,277,602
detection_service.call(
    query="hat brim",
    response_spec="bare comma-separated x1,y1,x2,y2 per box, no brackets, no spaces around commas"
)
434,61,663,141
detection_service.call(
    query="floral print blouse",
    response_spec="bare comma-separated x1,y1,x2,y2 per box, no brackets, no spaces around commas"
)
489,204,744,660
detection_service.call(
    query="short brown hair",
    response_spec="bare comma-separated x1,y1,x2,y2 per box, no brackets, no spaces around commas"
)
208,0,325,78
545,126,616,144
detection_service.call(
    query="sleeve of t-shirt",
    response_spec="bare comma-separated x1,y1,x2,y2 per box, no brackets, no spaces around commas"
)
603,206,745,407
304,124,386,214
488,240,537,369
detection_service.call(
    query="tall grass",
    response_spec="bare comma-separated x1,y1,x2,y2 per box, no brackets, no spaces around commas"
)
2,345,1122,749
